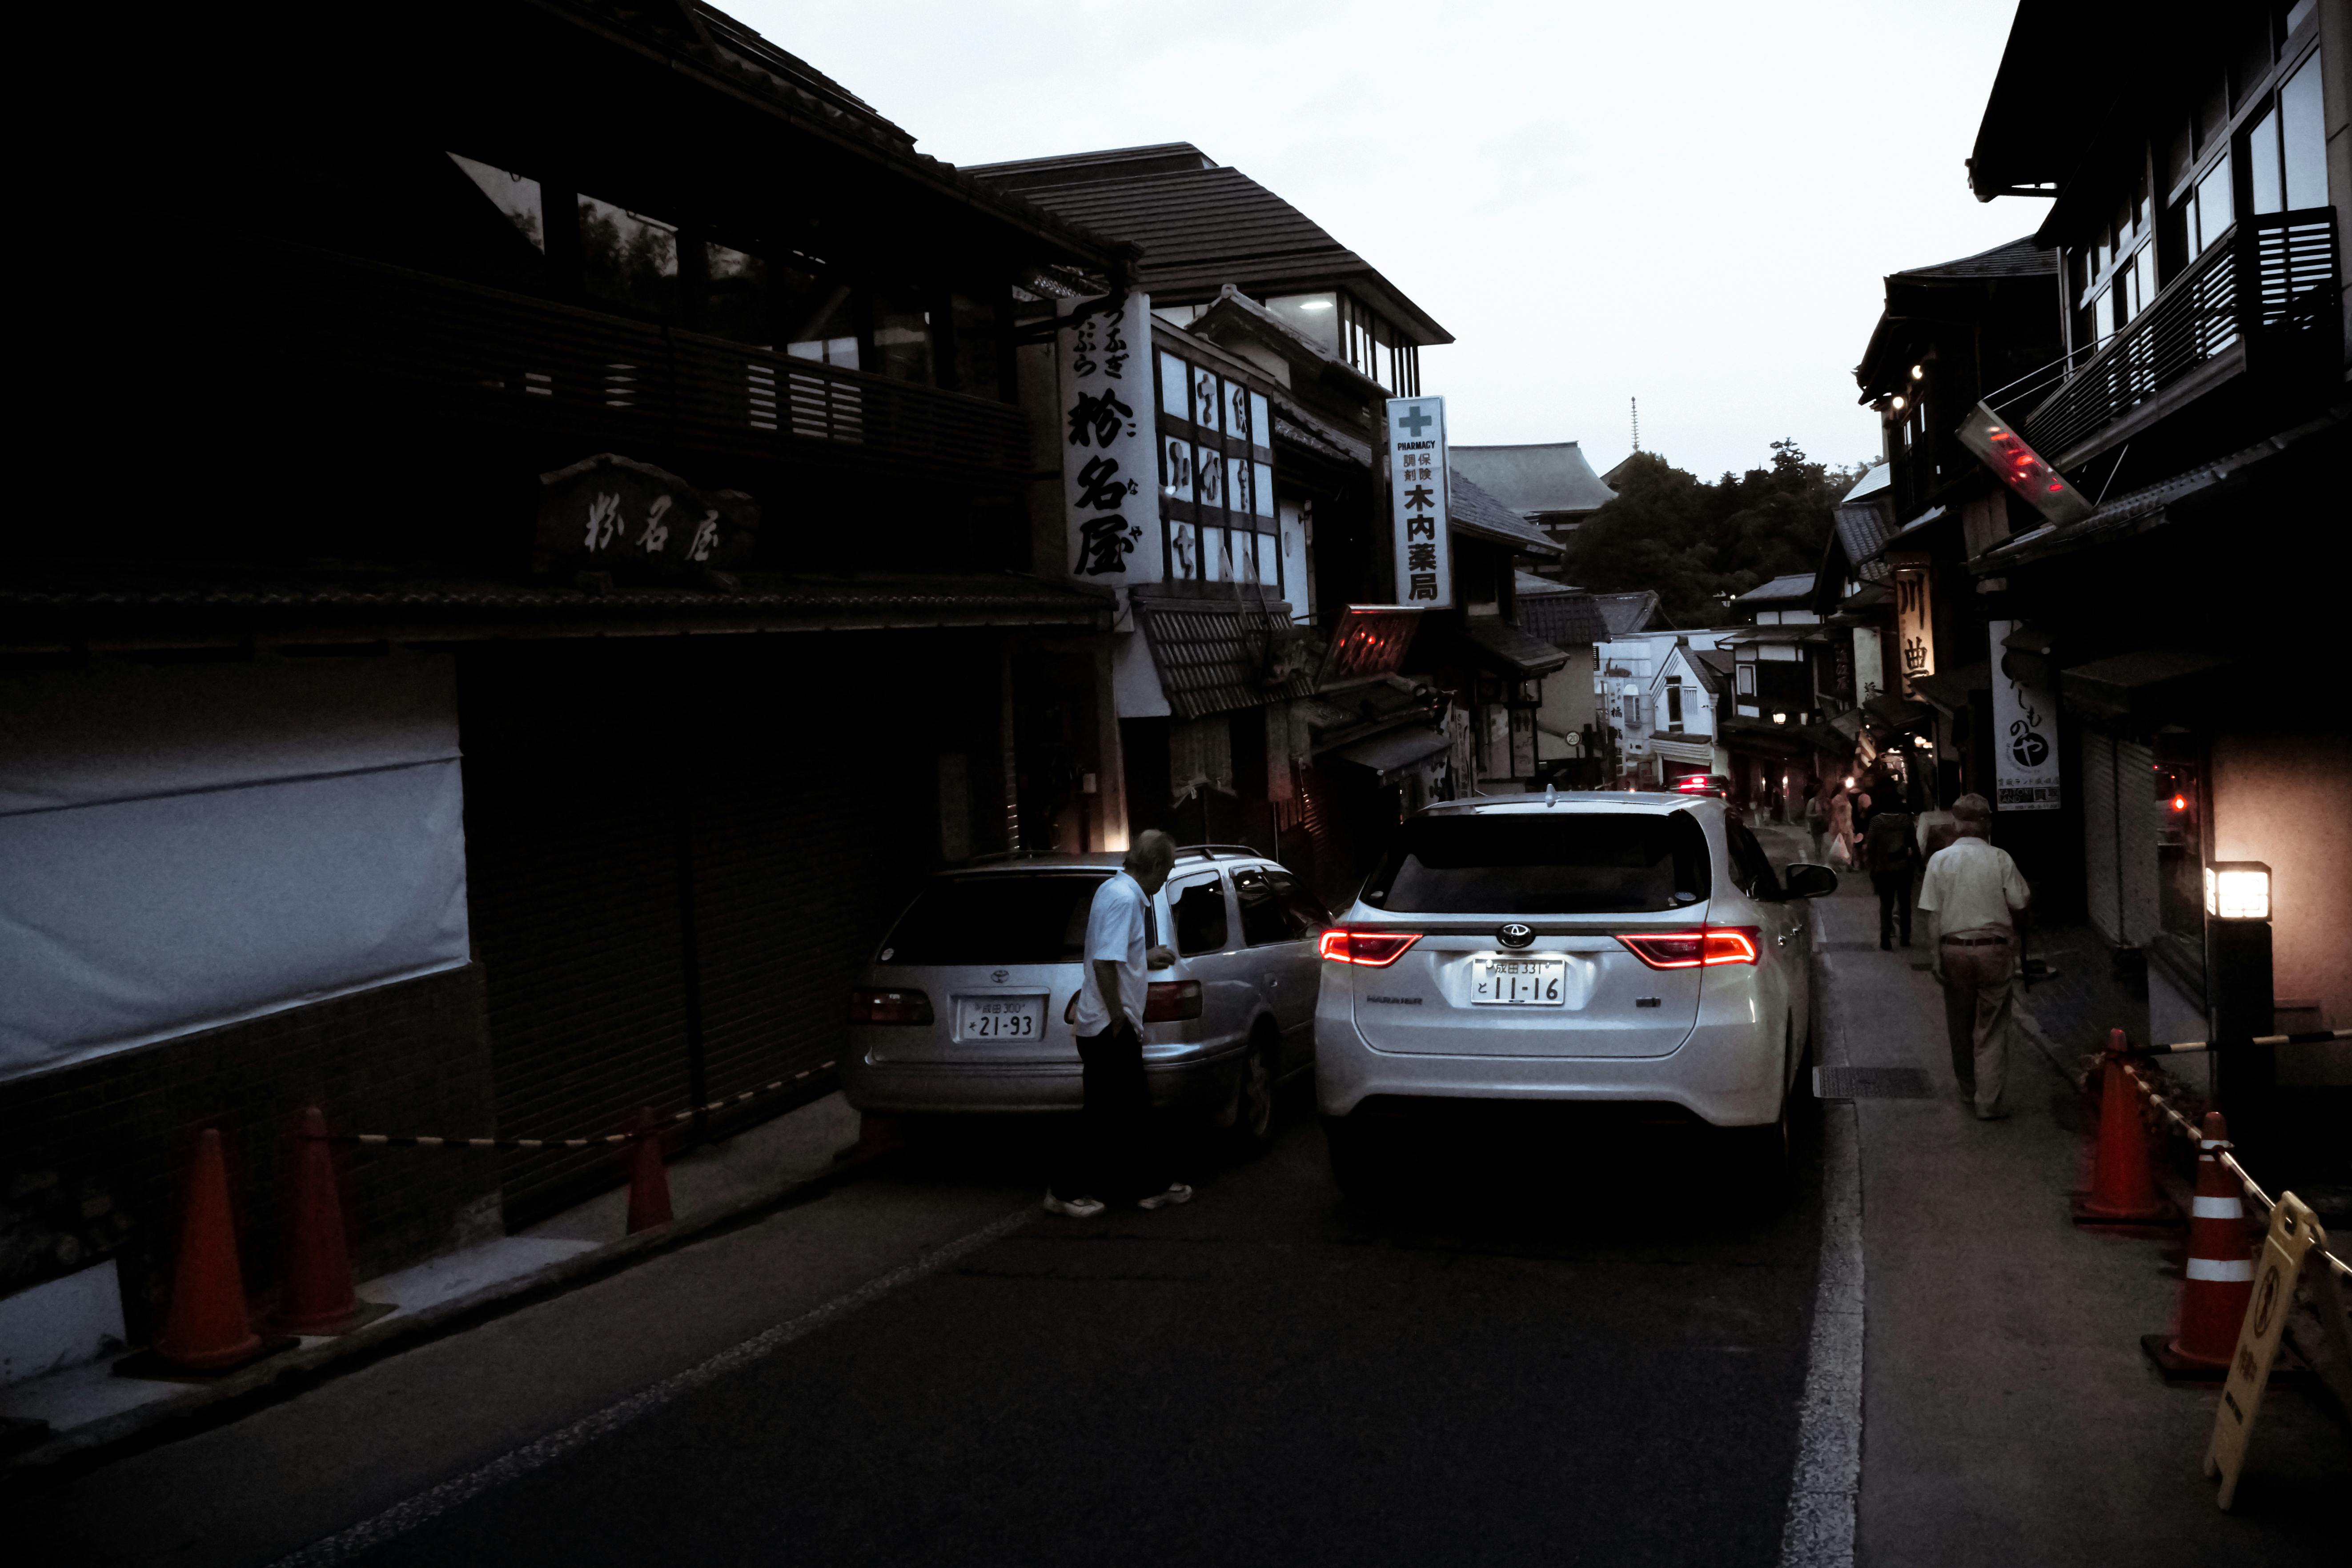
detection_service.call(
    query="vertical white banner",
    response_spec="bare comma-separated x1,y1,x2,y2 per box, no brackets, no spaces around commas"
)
1059,291,1162,609
1386,396,1452,608
1988,621,2060,810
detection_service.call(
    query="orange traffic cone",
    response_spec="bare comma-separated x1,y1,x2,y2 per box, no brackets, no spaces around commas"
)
2143,1112,2254,1377
153,1128,266,1371
272,1107,362,1335
2072,1029,2178,1226
625,1109,673,1234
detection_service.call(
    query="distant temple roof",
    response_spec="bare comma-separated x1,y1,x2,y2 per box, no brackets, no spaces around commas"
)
1449,442,1618,517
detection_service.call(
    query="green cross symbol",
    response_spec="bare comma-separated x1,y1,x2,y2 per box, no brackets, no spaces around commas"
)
1396,404,1433,437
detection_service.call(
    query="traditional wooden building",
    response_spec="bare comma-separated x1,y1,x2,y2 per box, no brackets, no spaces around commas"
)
1,0,1128,1361
1961,0,2349,1082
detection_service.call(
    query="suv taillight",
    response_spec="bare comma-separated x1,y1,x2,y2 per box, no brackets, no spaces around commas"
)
1143,979,1202,1022
849,987,934,1025
1617,927,1760,969
1318,929,1423,966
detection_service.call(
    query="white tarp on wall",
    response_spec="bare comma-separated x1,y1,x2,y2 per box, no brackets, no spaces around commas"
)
0,655,471,1080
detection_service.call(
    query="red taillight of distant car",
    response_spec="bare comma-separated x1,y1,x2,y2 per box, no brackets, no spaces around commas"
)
1142,979,1203,1022
849,987,934,1024
1318,929,1423,966
1617,927,1761,969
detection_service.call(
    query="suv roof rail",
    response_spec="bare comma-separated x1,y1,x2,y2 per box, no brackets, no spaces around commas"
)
1173,843,1266,860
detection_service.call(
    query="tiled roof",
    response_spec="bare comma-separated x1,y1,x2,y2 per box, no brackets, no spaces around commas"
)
1449,471,1562,557
1515,590,1609,649
1889,236,2057,283
968,146,1451,343
1459,618,1570,676
1734,572,1817,605
1449,442,1617,516
1592,590,1663,635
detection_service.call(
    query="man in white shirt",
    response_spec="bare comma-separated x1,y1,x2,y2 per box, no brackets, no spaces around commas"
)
1046,830,1188,1217
1916,794,2031,1120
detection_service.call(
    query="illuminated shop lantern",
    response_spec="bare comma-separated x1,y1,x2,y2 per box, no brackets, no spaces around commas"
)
1956,402,2093,525
2203,861,2272,922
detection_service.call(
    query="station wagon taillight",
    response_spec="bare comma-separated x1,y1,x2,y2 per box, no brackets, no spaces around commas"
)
1617,927,1760,969
849,987,934,1025
1143,979,1202,1022
1319,929,1423,966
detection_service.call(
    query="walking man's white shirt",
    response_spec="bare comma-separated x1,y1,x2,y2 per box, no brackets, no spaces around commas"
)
1072,869,1150,1036
1916,836,2029,936
1916,799,2030,1119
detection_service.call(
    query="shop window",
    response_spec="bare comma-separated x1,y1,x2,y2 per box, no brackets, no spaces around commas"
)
2281,50,2327,209
701,241,768,346
776,260,858,368
449,155,544,252
579,196,678,320
1666,682,1684,731
872,285,934,384
2193,154,2235,254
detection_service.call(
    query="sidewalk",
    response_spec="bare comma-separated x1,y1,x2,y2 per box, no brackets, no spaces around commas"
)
1805,873,2347,1566
0,1090,862,1479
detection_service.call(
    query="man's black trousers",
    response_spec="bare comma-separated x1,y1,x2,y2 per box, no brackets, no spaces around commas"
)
1873,870,1913,946
1052,1019,1169,1204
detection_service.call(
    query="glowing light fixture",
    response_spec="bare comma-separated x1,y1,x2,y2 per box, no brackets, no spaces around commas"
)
2203,862,2271,922
1844,775,1856,789
1910,363,1925,380
1890,396,1906,412
1772,711,1787,724
1955,401,2094,525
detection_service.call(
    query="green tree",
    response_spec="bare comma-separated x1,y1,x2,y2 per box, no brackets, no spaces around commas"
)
1565,440,1868,625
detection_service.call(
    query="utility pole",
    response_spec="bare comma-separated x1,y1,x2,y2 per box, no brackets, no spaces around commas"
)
1630,397,1640,455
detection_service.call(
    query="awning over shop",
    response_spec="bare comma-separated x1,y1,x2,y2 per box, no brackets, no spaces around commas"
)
2059,648,2244,725
1909,660,1989,715
1863,693,1935,731
1329,724,1450,778
1648,733,1716,766
1130,593,1319,721
1457,618,1570,676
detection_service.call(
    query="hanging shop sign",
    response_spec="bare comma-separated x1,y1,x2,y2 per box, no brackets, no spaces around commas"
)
1987,620,2060,810
1889,555,1936,699
1385,396,1453,608
1059,290,1163,607
1956,402,2094,525
535,454,759,579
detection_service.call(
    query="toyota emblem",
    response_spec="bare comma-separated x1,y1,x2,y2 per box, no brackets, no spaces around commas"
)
1497,923,1534,950
991,969,1009,983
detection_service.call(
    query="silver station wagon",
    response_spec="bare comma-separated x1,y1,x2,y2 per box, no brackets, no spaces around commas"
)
842,847,1331,1148
1314,793,1834,1201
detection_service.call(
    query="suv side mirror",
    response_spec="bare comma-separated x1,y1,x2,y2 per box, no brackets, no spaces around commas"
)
1783,863,1838,900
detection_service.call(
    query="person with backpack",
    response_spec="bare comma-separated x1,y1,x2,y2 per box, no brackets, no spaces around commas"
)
1803,782,1828,861
1863,798,1921,949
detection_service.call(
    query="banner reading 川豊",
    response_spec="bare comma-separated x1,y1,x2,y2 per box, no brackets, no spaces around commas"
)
1058,290,1162,612
1989,620,2059,811
1386,397,1452,609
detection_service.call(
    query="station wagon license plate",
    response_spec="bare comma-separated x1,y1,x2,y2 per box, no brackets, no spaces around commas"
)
1470,957,1566,1006
958,995,1045,1040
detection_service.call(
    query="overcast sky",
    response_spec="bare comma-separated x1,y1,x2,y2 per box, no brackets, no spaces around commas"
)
731,0,2051,481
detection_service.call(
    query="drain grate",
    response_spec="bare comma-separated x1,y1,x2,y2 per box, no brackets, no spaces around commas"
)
1814,1065,1934,1100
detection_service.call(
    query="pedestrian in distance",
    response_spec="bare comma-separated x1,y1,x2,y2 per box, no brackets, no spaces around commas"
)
1917,794,2031,1121
1862,801,1920,950
1803,782,1828,861
1044,830,1193,1219
1827,785,1856,868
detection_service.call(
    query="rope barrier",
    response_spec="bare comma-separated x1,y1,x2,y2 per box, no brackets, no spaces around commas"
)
2134,1027,2352,1056
2119,1059,2352,1282
305,1063,837,1152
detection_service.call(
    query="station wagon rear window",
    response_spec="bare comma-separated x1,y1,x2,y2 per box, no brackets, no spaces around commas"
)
1362,814,1710,914
879,873,1111,965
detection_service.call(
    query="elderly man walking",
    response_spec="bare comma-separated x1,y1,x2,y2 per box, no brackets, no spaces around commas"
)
1916,794,2031,1120
1045,830,1192,1218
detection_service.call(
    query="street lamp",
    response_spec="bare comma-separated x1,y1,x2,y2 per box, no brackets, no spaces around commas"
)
2203,860,2274,1151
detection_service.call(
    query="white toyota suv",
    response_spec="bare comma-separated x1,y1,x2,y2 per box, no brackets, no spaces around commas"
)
1314,793,1834,1202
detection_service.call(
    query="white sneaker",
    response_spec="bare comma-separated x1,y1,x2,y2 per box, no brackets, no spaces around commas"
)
1043,1191,1105,1218
1137,1182,1193,1210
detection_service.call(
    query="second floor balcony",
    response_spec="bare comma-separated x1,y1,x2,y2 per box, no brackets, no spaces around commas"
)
177,226,1032,490
2015,208,2340,469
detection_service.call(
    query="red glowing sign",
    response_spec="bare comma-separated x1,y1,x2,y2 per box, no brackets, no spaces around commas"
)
1956,402,2094,526
1319,605,1425,682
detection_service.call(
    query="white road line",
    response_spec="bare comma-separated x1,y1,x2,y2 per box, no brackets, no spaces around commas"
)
1781,918,1865,1568
270,1206,1035,1568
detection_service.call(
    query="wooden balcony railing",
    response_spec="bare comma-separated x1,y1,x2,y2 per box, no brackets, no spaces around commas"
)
2018,208,2339,464
176,228,1030,485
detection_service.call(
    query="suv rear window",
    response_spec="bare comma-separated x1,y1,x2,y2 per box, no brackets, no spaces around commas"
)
1362,813,1710,914
878,872,1110,965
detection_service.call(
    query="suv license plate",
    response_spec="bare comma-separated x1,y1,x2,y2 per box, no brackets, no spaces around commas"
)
1471,957,1566,1006
958,996,1045,1040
